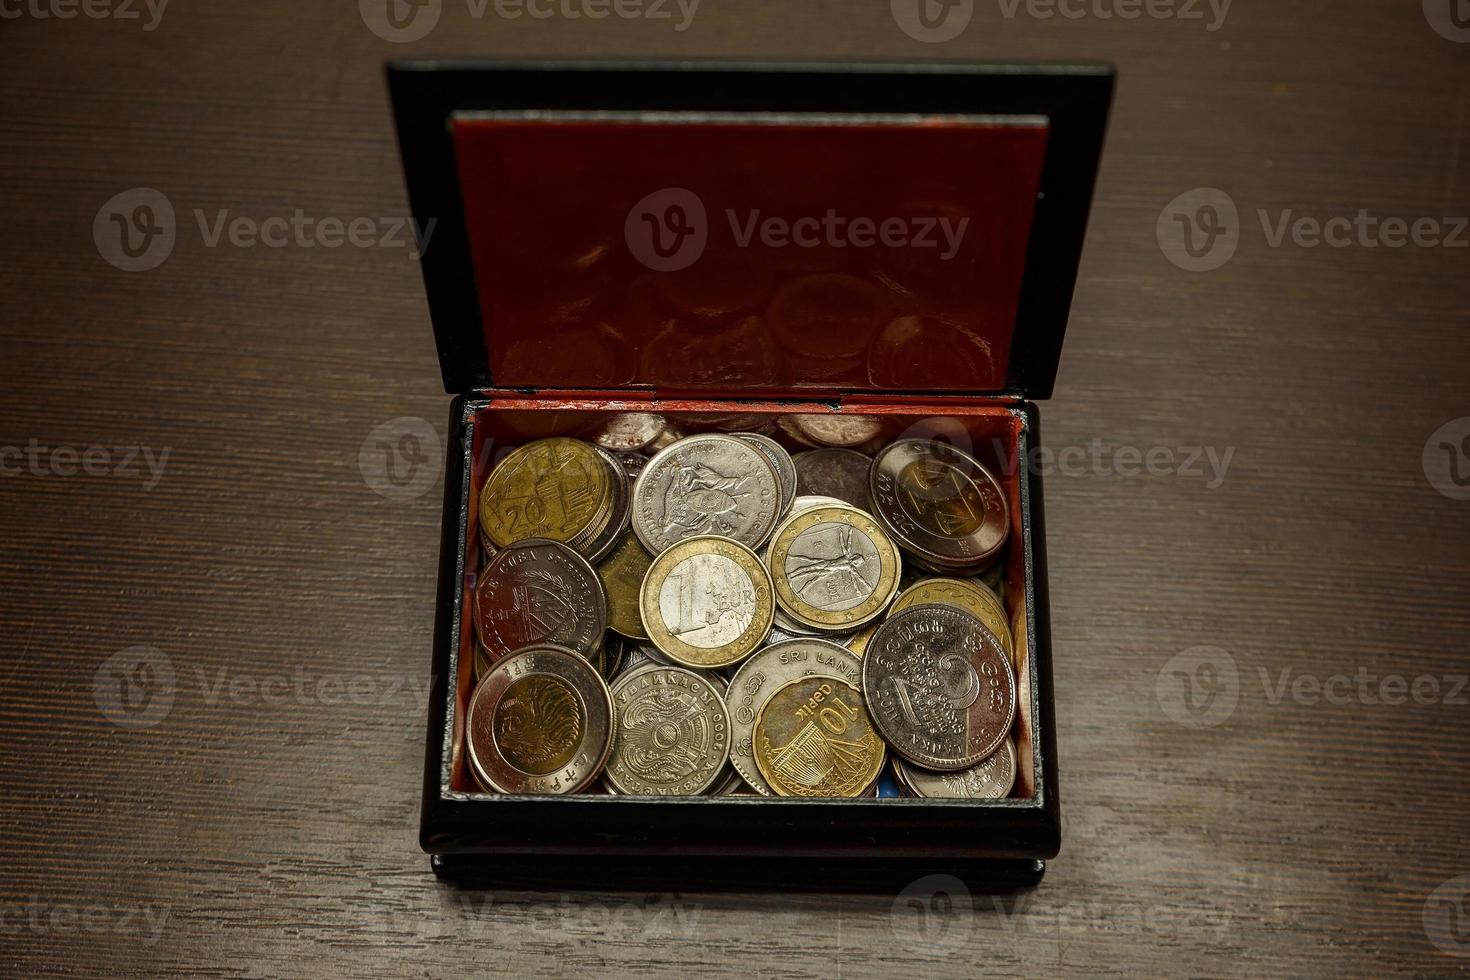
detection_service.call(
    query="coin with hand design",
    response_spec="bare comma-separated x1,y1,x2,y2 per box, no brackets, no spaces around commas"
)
605,665,730,795
861,604,1016,770
753,675,884,798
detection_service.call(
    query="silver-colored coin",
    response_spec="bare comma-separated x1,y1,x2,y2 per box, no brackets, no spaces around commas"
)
632,434,783,553
780,413,884,448
724,638,862,795
769,504,900,632
605,665,731,795
793,449,874,510
579,445,632,564
591,412,666,452
862,604,1016,770
894,739,1016,799
765,620,856,647
736,432,797,518
614,449,648,485
473,539,608,661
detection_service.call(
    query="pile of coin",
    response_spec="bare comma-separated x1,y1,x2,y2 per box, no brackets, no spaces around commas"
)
465,414,1022,801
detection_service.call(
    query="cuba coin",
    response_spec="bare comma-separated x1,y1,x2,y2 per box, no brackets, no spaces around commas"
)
862,604,1016,770
768,504,901,632
474,539,607,661
725,639,862,795
639,535,775,670
632,434,782,553
605,665,731,795
466,644,613,794
753,675,885,798
894,739,1016,799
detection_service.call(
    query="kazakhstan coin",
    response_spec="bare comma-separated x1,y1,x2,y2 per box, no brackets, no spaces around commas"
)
605,665,731,795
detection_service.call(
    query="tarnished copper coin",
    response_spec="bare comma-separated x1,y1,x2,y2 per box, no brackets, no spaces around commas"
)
869,439,1009,571
861,604,1016,770
793,448,874,510
466,644,613,794
474,539,607,662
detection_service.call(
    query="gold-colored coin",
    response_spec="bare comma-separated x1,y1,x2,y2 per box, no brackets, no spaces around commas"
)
844,620,880,657
639,535,775,670
752,675,885,798
597,529,653,640
887,576,1013,658
479,437,613,552
767,504,901,632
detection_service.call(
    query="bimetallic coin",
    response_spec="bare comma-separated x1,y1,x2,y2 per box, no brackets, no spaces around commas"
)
888,577,1012,659
768,505,901,632
591,412,666,452
793,449,874,510
479,437,614,553
753,675,885,798
895,740,1016,799
466,644,613,794
605,665,731,795
596,529,653,640
632,434,782,553
869,439,1010,570
736,432,797,518
845,620,880,657
862,604,1016,770
474,539,608,662
725,639,862,795
640,536,775,670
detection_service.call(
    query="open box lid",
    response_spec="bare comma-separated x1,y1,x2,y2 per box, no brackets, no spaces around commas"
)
388,60,1113,399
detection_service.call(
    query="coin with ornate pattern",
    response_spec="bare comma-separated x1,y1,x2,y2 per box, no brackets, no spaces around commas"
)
639,535,775,670
768,504,901,632
894,739,1015,799
724,639,862,795
887,576,1012,658
474,539,607,662
753,675,885,797
861,604,1016,770
632,434,782,553
605,665,730,795
466,644,613,794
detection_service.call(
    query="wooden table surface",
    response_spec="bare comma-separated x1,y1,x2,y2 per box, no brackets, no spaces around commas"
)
2,2,1468,976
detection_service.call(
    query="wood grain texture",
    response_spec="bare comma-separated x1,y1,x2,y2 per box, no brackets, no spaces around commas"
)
1,1,1468,976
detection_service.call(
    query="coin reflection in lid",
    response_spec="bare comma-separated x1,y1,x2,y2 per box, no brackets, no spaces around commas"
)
639,535,775,670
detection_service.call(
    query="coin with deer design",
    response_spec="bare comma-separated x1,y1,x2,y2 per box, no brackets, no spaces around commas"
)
639,535,774,670
870,439,1009,570
724,639,862,794
769,504,901,632
605,665,730,795
480,437,615,554
895,739,1016,799
753,675,884,798
861,604,1016,770
466,644,613,794
632,434,782,553
474,539,607,662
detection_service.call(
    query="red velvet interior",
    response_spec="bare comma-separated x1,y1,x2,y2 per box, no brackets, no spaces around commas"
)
450,396,1036,798
452,116,1049,394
